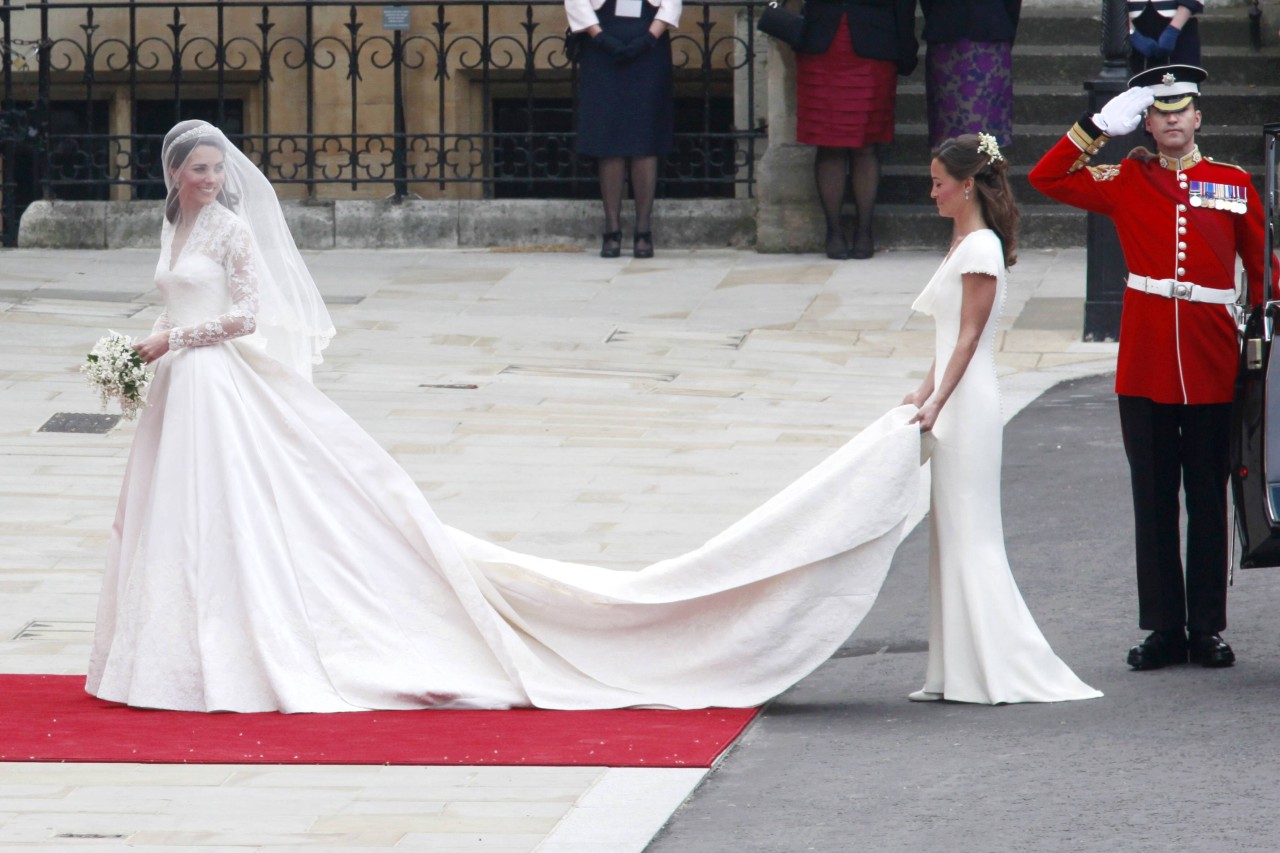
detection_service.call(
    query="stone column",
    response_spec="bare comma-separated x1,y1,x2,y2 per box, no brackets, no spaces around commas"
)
753,40,822,252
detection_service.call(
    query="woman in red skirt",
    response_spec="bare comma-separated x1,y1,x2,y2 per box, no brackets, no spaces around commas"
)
797,0,918,258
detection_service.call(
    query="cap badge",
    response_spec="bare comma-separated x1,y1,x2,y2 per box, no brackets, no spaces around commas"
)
1161,72,1176,85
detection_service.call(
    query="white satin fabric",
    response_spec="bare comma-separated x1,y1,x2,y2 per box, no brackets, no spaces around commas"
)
86,218,926,713
912,230,1101,704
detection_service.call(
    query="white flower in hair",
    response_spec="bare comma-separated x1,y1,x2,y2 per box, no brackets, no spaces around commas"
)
977,133,1004,163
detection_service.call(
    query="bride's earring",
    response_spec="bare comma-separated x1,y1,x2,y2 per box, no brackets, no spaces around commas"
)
964,186,971,201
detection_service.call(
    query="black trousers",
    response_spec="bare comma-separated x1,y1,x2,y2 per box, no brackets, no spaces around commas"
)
1118,395,1230,634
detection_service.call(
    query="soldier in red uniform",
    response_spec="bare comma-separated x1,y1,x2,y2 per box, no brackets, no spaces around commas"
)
1029,65,1275,670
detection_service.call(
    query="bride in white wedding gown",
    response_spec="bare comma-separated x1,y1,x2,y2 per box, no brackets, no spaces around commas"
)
902,135,1100,704
86,121,928,713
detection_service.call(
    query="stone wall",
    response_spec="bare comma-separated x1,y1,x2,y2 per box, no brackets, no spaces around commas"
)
17,198,756,251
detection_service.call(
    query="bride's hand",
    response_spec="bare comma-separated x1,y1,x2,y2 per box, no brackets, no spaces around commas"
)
133,331,171,364
909,400,941,432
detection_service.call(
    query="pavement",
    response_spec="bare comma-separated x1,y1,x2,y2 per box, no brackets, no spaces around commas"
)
0,242,1134,851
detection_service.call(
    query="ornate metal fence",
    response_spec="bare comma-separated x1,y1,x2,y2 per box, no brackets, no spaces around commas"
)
0,0,767,245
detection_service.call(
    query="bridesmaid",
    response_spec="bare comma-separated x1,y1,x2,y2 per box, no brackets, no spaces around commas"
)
565,0,680,259
796,0,917,259
902,134,1102,704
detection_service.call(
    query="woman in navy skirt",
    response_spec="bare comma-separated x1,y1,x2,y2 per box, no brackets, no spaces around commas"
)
797,0,917,259
566,0,681,258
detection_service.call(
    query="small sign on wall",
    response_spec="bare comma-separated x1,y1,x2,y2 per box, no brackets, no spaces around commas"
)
382,6,410,30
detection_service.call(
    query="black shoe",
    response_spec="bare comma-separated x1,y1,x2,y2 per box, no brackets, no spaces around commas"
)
1127,630,1188,670
824,233,848,260
601,230,622,259
1188,633,1235,668
633,231,654,259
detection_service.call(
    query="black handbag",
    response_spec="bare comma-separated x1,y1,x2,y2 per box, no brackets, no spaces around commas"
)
756,0,809,52
564,28,589,62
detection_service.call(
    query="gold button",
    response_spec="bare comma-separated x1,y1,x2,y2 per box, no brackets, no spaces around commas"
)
1179,227,1187,235
1178,267,1186,276
1178,204,1187,212
1178,252,1187,261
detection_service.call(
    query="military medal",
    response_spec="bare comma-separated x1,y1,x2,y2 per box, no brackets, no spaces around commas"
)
1188,181,1248,214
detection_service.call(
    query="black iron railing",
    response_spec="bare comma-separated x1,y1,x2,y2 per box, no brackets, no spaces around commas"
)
0,0,767,245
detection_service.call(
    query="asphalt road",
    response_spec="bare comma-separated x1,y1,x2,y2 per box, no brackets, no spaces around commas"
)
649,373,1280,853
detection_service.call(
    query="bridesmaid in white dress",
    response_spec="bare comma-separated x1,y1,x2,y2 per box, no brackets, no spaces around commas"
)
901,134,1102,704
87,121,930,713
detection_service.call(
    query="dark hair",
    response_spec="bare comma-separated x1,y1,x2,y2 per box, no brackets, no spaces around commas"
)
164,133,236,223
932,134,1019,268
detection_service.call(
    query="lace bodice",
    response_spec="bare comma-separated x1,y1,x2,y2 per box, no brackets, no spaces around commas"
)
153,203,259,350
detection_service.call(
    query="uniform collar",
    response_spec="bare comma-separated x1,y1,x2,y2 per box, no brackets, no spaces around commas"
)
1158,146,1202,171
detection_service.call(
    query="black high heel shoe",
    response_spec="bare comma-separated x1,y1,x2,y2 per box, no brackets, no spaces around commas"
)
824,232,848,261
633,231,654,259
850,223,875,259
601,230,622,259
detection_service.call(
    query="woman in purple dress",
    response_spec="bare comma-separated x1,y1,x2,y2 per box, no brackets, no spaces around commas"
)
920,0,1020,148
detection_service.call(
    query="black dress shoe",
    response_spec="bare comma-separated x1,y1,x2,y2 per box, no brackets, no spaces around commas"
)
1127,630,1187,670
824,232,848,260
1188,633,1235,667
601,230,622,259
633,231,654,259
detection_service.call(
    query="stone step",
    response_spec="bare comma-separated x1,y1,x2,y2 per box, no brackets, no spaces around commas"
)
893,83,1280,127
1012,7,1279,47
869,204,1086,250
880,123,1272,166
874,163,1268,206
984,45,1280,86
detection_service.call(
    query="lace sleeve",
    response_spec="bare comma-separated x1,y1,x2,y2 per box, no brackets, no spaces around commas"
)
152,312,175,334
167,222,260,351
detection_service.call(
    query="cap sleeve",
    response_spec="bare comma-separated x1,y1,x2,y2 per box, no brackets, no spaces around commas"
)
955,230,1005,278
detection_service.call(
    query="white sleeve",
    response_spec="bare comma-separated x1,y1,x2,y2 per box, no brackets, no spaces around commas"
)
655,0,682,28
565,0,600,33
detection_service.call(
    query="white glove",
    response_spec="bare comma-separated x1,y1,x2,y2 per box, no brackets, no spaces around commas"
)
1091,87,1156,136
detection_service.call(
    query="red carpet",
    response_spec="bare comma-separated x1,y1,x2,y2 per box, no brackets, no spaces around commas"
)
0,675,757,767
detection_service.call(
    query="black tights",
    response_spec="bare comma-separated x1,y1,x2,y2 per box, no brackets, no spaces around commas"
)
814,145,879,257
599,156,658,253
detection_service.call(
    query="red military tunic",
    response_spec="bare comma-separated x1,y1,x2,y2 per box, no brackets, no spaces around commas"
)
1029,117,1275,405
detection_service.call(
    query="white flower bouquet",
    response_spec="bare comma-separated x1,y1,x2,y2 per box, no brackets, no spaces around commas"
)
82,331,152,420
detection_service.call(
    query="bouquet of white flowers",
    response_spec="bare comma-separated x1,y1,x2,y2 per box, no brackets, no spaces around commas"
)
82,331,153,421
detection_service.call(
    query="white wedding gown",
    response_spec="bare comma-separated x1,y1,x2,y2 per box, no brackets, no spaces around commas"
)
911,230,1101,704
86,203,927,713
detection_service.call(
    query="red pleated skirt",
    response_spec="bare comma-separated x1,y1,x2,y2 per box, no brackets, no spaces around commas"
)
795,18,898,147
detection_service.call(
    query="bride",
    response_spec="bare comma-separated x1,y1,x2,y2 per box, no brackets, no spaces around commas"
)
87,121,1097,713
86,120,927,713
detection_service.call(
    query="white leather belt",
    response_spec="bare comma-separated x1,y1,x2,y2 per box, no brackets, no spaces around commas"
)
1127,273,1236,305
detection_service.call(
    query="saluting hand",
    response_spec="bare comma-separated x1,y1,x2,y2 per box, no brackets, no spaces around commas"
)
1092,86,1156,136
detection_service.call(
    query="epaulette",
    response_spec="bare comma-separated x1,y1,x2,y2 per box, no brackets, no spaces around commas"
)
1205,156,1249,173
